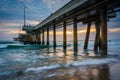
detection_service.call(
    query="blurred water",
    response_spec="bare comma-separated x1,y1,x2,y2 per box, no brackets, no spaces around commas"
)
0,40,120,80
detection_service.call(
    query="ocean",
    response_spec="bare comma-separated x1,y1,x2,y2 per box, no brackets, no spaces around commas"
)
0,40,120,80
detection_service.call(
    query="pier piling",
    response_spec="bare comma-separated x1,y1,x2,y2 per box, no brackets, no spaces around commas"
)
42,29,45,44
39,33,41,44
84,22,91,49
94,19,101,51
100,7,108,56
47,28,49,46
63,20,67,51
73,17,78,52
53,24,56,49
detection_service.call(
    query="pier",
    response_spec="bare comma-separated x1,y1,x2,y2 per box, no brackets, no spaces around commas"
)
22,0,120,56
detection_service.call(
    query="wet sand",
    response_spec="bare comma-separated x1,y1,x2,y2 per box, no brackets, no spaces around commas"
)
110,62,120,80
41,62,120,80
4,61,120,80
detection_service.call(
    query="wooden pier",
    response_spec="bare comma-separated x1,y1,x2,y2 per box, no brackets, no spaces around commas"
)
22,0,120,56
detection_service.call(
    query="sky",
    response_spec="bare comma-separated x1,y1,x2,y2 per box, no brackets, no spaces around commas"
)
0,0,120,41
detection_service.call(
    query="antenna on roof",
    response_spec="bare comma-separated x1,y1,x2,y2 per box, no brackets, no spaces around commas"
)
24,0,27,26
24,5,27,26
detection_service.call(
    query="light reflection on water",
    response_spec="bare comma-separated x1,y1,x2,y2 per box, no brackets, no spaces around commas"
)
46,64,110,80
13,64,110,80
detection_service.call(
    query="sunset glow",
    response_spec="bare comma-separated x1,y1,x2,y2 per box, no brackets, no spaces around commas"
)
44,27,96,35
108,28,120,33
10,30,26,34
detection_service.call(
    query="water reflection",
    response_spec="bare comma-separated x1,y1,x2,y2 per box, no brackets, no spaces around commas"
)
43,47,105,65
87,65,110,80
44,64,110,80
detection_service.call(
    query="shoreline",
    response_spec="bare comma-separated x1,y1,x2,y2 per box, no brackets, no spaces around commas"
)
1,60,120,80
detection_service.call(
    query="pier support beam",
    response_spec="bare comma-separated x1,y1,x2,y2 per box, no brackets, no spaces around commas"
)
94,19,101,50
47,27,49,46
39,33,41,44
53,24,56,49
37,34,41,44
63,20,67,51
73,17,78,52
35,34,38,44
42,29,45,44
84,22,91,49
100,7,107,56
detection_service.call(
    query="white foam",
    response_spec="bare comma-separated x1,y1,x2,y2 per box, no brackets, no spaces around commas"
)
47,73,58,77
65,58,118,67
0,59,5,64
25,58,118,73
25,64,61,73
0,44,8,48
33,55,49,59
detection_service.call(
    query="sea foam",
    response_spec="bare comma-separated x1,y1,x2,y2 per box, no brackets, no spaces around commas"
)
0,44,8,49
0,59,5,64
25,64,61,73
25,58,118,73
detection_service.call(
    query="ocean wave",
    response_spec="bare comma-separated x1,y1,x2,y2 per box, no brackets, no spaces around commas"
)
0,41,15,44
6,44,26,49
0,59,5,64
0,44,8,49
25,64,61,73
0,71,13,76
0,44,26,49
25,58,118,73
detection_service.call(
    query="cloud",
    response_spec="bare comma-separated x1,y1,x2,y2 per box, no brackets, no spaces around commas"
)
108,12,120,28
0,28,26,35
42,0,70,12
10,30,26,34
0,20,39,37
26,20,40,25
18,0,33,3
0,20,39,28
0,22,20,27
108,28,120,33
108,21,120,28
